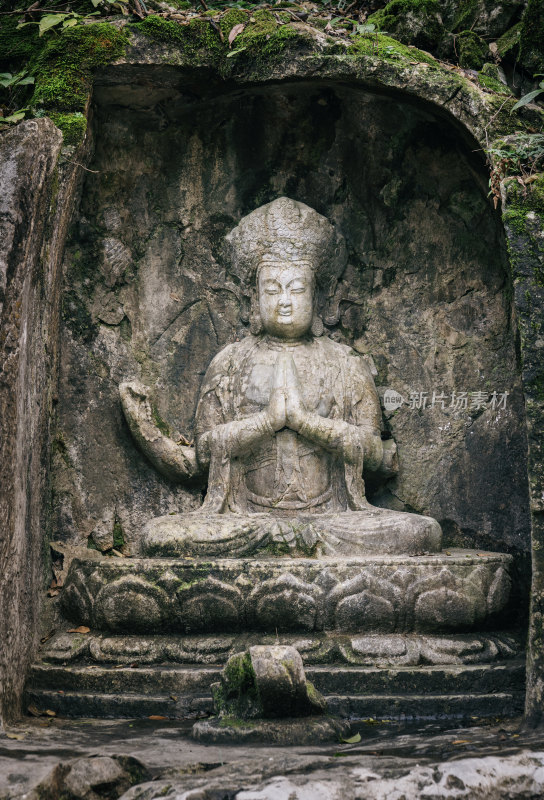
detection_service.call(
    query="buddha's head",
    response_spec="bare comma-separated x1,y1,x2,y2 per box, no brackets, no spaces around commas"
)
257,260,314,340
226,197,346,338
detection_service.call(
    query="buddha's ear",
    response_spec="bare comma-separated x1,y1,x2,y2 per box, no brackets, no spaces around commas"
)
249,306,264,335
246,289,263,334
311,313,324,337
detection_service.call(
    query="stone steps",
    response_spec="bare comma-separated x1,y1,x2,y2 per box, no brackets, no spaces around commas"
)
25,687,525,723
25,660,525,722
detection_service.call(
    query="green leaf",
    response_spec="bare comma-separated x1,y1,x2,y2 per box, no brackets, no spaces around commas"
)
355,22,375,34
91,0,102,5
340,732,361,743
511,89,544,112
227,46,247,57
39,14,68,36
0,111,26,124
16,76,35,85
63,18,79,28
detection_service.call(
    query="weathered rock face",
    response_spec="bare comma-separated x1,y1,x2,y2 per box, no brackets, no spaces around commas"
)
0,119,84,724
53,80,530,569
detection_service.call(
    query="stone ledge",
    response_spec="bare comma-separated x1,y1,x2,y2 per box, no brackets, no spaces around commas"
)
28,660,525,697
62,550,512,635
39,630,521,667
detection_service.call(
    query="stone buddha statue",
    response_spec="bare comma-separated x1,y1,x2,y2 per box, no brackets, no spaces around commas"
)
121,198,442,558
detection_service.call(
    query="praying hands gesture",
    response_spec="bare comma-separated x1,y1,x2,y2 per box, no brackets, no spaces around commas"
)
266,352,308,433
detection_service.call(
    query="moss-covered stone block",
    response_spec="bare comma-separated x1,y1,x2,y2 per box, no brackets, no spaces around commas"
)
456,29,489,69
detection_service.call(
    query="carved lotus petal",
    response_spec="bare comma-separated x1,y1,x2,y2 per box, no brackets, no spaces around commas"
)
95,576,170,633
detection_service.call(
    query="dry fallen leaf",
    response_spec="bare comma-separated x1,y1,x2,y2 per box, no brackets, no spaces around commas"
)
452,739,470,745
40,630,56,644
170,695,178,702
148,715,168,720
67,626,90,634
6,732,25,740
45,710,56,717
228,23,245,47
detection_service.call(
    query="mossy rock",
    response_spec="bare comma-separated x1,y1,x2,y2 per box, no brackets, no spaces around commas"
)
49,112,88,147
456,29,489,69
519,0,544,74
368,0,444,51
213,651,261,719
30,23,128,113
507,173,544,216
478,62,513,95
445,0,524,39
496,22,522,60
347,31,438,66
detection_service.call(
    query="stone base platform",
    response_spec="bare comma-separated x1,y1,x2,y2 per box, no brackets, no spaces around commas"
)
26,658,526,722
25,629,525,723
62,550,512,634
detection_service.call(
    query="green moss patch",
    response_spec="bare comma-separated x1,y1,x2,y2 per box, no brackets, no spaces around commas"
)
496,22,522,60
478,63,513,95
134,14,223,63
456,30,488,70
347,31,437,66
31,23,128,113
215,651,261,718
49,112,88,146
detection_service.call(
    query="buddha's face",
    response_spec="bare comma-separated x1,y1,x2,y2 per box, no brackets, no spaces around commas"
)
258,262,314,340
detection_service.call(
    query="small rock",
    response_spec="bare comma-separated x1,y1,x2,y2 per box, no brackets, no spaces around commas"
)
28,754,150,800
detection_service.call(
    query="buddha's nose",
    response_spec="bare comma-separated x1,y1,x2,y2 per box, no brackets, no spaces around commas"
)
279,292,291,309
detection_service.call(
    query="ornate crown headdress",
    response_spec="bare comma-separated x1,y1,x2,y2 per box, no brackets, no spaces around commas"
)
225,197,347,289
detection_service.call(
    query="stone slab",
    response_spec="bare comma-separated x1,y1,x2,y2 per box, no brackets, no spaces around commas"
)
325,692,525,721
191,717,350,745
61,550,512,635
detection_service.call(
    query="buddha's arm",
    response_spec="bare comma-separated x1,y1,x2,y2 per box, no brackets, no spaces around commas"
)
285,350,383,470
196,412,275,467
195,343,287,468
296,414,382,468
